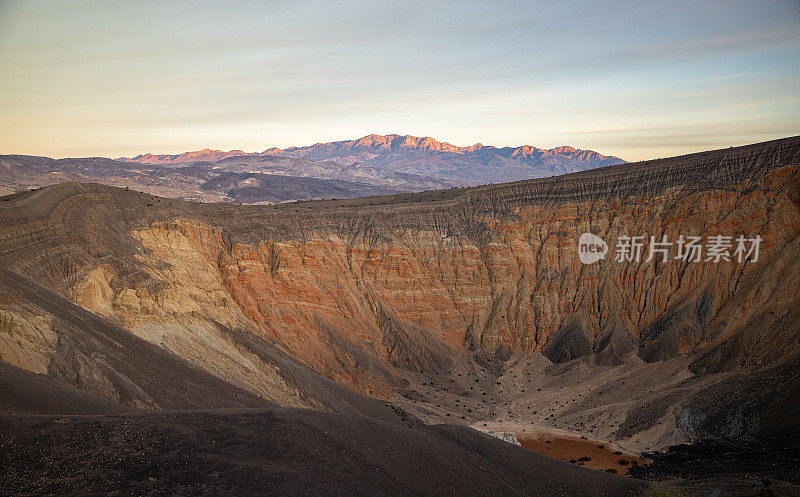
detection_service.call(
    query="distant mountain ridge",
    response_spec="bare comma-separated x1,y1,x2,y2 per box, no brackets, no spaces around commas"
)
2,134,624,204
280,134,619,161
122,134,622,163
120,133,625,184
0,154,403,204
121,148,256,164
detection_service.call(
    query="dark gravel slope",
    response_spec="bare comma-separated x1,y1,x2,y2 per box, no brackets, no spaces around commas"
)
0,407,644,497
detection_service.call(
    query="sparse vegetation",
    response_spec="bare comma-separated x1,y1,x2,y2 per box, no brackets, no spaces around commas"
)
638,483,692,497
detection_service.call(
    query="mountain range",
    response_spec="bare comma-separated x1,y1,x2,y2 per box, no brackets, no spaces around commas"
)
122,133,625,185
0,134,624,204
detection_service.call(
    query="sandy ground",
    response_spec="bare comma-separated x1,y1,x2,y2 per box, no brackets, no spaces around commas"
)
390,353,732,454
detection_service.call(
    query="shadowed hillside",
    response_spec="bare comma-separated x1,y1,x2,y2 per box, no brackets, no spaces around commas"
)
0,408,642,497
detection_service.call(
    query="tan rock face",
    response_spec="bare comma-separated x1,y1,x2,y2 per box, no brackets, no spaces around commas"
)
0,309,55,374
69,222,309,406
63,164,800,395
70,266,115,318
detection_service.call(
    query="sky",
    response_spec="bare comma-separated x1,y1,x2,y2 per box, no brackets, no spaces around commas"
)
0,0,798,161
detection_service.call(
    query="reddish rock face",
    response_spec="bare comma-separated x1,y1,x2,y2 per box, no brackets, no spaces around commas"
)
135,165,797,389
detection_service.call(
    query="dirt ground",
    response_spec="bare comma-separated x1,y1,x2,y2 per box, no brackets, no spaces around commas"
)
518,433,647,475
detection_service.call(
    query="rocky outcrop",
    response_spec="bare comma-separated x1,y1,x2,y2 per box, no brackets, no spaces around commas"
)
474,428,521,446
676,354,800,446
0,308,55,375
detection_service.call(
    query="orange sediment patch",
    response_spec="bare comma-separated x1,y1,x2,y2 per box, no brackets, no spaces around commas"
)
518,435,648,476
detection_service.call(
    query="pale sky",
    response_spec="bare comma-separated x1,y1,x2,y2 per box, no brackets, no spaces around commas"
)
0,0,798,161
